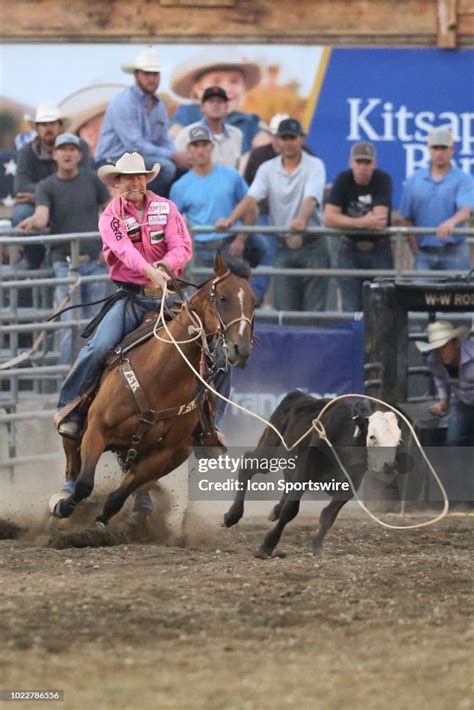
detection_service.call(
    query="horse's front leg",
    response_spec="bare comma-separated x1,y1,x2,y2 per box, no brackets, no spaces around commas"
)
96,447,188,526
52,428,106,518
48,436,82,513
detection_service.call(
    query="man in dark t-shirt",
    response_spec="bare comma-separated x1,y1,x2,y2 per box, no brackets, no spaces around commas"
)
19,133,110,363
324,141,393,312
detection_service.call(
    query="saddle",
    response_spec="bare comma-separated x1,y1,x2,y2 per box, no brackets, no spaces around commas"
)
55,307,223,455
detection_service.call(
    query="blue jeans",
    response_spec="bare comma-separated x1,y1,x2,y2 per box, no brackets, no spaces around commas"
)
446,399,474,447
273,238,330,311
414,243,471,271
337,241,394,312
11,203,45,268
53,259,108,365
57,292,166,413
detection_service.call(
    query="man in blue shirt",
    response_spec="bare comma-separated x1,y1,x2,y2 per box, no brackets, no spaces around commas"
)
95,48,192,195
399,126,474,271
170,125,264,275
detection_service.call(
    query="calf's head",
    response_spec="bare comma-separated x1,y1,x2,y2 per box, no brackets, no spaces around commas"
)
365,410,402,473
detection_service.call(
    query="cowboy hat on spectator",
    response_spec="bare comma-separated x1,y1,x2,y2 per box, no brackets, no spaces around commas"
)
415,320,469,353
259,113,290,135
97,152,161,187
121,48,167,74
24,101,70,128
170,49,261,99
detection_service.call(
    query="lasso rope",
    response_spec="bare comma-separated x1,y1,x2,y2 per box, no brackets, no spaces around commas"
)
152,283,449,530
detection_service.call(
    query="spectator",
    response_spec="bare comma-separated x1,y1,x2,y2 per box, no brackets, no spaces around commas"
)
169,49,262,153
399,126,474,271
323,141,392,312
174,86,243,169
13,101,90,268
55,151,192,438
169,125,266,301
243,113,314,306
216,118,329,312
95,48,192,196
19,133,110,364
243,113,290,185
415,320,473,448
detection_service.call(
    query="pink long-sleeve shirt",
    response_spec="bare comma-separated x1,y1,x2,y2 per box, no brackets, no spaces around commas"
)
99,192,192,284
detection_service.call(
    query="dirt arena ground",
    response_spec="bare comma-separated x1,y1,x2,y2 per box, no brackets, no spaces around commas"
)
0,494,472,710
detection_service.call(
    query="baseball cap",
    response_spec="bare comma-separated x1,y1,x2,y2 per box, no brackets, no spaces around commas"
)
427,126,454,148
54,132,81,149
350,142,376,161
187,124,213,144
277,118,304,138
201,85,229,103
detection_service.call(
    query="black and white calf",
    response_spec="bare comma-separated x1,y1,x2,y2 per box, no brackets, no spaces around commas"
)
223,390,402,557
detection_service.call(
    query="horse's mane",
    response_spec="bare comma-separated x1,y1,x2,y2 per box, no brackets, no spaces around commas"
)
221,255,252,280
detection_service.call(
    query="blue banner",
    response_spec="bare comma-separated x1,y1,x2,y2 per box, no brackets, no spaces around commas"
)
228,320,364,419
307,48,474,206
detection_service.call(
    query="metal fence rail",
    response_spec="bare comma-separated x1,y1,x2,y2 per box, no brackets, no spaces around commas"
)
1,226,473,470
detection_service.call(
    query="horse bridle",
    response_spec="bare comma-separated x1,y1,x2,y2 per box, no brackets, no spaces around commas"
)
209,269,254,337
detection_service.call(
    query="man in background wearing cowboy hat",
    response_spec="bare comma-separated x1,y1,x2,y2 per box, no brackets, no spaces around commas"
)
55,151,192,439
416,320,474,447
169,49,262,154
12,101,91,268
95,48,192,197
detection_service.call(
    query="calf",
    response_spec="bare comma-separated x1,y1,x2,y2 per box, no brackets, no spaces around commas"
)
223,390,402,557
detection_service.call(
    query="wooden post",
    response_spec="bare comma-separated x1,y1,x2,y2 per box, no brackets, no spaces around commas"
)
437,0,458,48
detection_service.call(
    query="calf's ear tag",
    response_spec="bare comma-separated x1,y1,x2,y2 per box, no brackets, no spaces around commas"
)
353,425,360,439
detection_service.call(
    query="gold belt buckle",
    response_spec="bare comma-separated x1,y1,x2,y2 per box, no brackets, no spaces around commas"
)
356,241,375,252
144,285,163,298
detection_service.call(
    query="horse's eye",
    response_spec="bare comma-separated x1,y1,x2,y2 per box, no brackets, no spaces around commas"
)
218,295,227,303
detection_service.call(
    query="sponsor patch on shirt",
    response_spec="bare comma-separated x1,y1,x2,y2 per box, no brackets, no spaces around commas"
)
149,201,160,213
150,229,165,243
124,216,140,233
159,202,170,214
148,214,167,225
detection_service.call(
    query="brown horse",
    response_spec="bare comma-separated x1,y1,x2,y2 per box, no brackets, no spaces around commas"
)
50,253,256,526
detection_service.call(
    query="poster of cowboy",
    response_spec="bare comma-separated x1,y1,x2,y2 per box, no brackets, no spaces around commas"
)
0,43,473,203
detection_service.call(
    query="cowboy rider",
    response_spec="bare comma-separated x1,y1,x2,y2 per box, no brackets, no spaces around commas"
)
56,151,192,438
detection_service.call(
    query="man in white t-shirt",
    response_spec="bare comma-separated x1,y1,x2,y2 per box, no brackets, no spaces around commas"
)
216,118,329,311
174,86,243,169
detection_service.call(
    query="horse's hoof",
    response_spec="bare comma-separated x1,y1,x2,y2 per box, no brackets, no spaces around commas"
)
254,548,272,559
95,520,106,529
48,492,70,516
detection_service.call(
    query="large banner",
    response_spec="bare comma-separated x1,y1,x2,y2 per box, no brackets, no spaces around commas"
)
0,44,472,205
227,320,365,420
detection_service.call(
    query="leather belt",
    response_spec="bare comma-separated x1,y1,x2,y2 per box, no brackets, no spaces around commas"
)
113,280,161,297
341,237,390,251
419,243,459,254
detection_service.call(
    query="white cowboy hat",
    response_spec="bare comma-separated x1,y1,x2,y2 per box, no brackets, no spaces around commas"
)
59,83,127,133
24,101,70,128
170,49,261,99
97,152,161,187
415,320,470,353
121,48,167,74
258,113,290,135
